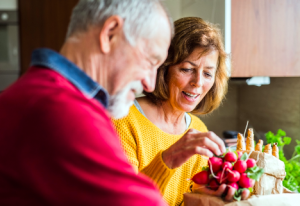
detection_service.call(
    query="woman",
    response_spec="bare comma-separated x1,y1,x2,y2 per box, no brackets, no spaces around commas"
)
113,17,246,205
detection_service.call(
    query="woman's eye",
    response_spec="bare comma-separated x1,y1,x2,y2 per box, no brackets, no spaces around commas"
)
204,72,213,78
180,68,192,73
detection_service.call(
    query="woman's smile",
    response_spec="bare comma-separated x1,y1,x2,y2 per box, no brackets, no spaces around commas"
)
182,91,200,102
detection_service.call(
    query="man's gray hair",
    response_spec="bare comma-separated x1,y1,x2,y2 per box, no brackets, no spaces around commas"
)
67,0,173,46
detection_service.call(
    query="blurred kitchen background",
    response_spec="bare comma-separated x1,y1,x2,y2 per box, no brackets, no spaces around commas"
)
1,0,300,158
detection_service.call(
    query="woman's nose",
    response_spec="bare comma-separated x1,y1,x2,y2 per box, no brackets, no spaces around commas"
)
191,72,204,87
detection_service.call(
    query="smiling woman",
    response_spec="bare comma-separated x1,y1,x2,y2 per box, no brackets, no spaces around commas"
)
113,17,231,206
167,48,219,113
145,17,228,115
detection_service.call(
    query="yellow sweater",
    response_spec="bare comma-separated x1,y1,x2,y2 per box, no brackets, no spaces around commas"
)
112,105,208,206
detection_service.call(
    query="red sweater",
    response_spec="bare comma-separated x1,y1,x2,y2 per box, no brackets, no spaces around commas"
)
0,67,167,206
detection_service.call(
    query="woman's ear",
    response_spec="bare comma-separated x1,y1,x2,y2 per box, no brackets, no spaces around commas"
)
99,15,124,54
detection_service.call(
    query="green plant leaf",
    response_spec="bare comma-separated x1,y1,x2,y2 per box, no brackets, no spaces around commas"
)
292,162,300,171
296,140,300,145
214,154,225,158
279,150,287,162
249,187,253,193
296,145,300,155
202,166,209,171
247,169,264,181
233,194,241,201
240,153,248,161
283,137,292,145
246,165,260,173
265,131,275,144
285,163,293,173
246,165,264,181
233,188,249,202
276,137,284,146
277,129,286,137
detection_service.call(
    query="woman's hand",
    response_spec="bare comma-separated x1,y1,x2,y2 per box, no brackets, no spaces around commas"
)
162,129,226,169
194,184,250,201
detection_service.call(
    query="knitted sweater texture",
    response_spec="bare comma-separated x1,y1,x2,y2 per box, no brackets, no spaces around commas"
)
113,105,208,206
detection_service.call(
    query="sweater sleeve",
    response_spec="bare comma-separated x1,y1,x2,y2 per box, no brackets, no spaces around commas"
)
112,108,176,194
140,150,176,194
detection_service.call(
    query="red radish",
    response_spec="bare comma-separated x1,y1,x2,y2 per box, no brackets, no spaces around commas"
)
227,170,240,183
237,151,243,159
222,161,233,170
209,179,220,191
192,170,210,185
228,182,239,191
246,158,256,168
238,173,255,188
216,171,227,184
233,160,247,173
216,171,222,184
224,152,237,162
209,157,223,173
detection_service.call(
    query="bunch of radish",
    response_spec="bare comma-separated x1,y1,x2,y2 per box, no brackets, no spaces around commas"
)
192,151,264,201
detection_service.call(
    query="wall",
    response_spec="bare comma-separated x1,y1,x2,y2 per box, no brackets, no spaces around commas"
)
163,0,182,20
163,0,226,38
200,77,300,158
0,0,17,10
199,82,238,138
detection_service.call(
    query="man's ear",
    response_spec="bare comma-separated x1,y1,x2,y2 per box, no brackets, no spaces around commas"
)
99,15,124,54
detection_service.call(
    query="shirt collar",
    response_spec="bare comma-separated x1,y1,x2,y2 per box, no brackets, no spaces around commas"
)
30,48,109,108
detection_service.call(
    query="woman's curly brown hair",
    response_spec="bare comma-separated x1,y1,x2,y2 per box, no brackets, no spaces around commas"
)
144,17,229,115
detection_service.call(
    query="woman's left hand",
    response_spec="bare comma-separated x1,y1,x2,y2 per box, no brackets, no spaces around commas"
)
193,184,250,201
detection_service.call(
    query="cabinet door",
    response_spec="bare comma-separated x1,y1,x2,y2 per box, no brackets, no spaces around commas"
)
18,0,78,74
231,0,300,77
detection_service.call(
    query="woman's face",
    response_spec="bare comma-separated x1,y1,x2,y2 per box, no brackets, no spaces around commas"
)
167,47,218,113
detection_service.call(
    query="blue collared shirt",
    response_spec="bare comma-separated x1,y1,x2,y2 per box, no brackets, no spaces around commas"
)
30,48,109,108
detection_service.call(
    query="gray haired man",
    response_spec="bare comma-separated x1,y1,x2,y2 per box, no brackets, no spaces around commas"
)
0,0,172,205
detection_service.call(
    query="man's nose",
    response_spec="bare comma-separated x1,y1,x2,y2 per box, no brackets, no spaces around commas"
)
141,69,156,92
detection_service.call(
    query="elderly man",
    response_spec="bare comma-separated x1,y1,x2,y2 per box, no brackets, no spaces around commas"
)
0,0,172,205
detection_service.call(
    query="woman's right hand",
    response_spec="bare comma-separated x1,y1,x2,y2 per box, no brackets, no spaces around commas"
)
162,128,226,169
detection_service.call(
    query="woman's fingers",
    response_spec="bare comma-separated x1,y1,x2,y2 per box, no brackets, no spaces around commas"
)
241,189,250,200
214,184,227,196
224,186,236,201
195,184,226,196
190,135,223,156
184,146,214,158
186,130,226,155
195,184,249,202
194,147,214,157
205,131,226,154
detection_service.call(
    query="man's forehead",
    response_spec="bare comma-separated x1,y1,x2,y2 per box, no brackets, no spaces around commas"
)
141,36,169,57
